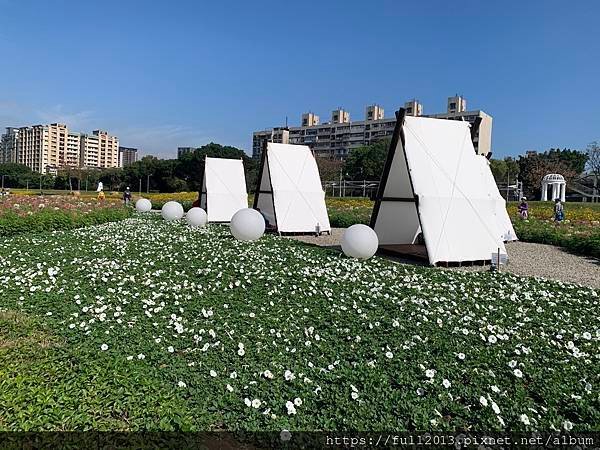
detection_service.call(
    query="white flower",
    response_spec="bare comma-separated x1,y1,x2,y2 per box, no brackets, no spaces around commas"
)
582,332,591,340
230,371,237,379
285,401,297,415
226,384,234,392
126,356,134,361
385,351,393,359
416,388,424,396
480,396,488,407
563,420,573,431
294,397,302,406
457,353,465,360
100,344,108,351
263,370,274,379
177,381,186,388
210,370,217,377
137,353,145,360
491,385,500,393
488,335,497,344
251,399,262,409
425,369,436,379
167,346,174,353
513,369,523,378
351,392,359,400
244,398,252,407
442,379,451,389
284,370,295,381
519,414,530,425
237,348,245,356
509,360,517,368
491,401,501,414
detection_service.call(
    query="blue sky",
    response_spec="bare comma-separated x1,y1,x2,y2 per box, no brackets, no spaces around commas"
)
0,0,598,159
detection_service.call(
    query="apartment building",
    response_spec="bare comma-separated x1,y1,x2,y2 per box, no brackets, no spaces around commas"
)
119,146,138,167
252,96,493,159
0,124,119,174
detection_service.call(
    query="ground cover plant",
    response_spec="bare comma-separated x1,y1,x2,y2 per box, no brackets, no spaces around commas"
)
0,214,598,432
0,195,132,237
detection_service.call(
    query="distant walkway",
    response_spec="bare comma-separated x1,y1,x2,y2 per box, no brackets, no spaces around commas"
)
288,229,600,289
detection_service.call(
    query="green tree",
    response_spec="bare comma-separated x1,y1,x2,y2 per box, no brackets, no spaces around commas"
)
344,139,390,181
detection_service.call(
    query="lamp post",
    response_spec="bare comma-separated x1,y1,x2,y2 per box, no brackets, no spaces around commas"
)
146,174,151,193
1,174,4,190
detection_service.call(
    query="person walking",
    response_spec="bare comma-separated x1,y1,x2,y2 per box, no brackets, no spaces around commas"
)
123,186,132,205
554,198,564,222
518,197,529,220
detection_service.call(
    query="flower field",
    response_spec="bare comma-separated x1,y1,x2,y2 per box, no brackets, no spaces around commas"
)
0,195,132,237
0,214,598,432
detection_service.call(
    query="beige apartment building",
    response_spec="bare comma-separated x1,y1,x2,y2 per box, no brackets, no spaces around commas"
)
0,124,119,174
252,95,493,159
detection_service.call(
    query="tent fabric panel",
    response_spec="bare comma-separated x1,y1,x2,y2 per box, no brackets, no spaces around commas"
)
206,193,248,222
381,139,414,199
265,143,330,233
256,192,276,227
258,159,272,192
476,156,518,242
272,191,331,233
204,157,248,222
418,196,507,264
400,116,506,264
374,201,421,245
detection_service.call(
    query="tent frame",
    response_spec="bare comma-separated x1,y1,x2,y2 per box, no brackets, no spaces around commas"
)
370,108,492,267
199,156,246,224
252,140,279,231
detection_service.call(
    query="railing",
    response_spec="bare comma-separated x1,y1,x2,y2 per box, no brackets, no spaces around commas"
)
323,180,380,198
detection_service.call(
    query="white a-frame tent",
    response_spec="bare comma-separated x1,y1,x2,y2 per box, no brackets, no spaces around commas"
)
370,109,508,266
477,155,518,243
253,142,331,234
199,157,248,223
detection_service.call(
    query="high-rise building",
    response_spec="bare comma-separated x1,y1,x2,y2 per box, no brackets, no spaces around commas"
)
0,124,119,173
119,146,138,167
252,96,493,159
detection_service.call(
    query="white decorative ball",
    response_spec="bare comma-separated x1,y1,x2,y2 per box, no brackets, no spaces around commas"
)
230,208,265,241
341,224,379,259
186,207,208,227
135,198,152,213
161,201,184,221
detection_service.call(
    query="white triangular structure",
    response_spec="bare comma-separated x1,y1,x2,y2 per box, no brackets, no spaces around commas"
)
199,157,248,222
254,143,331,234
371,110,508,265
476,155,518,242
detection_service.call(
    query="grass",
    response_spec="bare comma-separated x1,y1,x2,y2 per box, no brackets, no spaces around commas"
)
0,214,598,432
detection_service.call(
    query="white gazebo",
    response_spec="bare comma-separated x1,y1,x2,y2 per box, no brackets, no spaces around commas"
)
541,173,566,201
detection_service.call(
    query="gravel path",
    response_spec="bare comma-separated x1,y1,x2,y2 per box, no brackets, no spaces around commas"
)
287,228,600,289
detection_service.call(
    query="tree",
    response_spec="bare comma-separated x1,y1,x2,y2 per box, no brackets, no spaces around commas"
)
586,141,600,199
344,139,390,181
315,157,343,182
518,153,577,199
546,148,588,174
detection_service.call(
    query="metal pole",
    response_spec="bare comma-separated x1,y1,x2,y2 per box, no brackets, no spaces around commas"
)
506,172,510,200
146,174,150,193
1,175,4,189
363,180,366,197
39,175,42,193
139,178,142,195
85,177,88,192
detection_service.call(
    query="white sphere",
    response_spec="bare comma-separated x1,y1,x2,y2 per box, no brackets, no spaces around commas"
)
230,208,265,241
135,198,152,213
341,224,379,259
161,201,184,221
186,207,208,227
